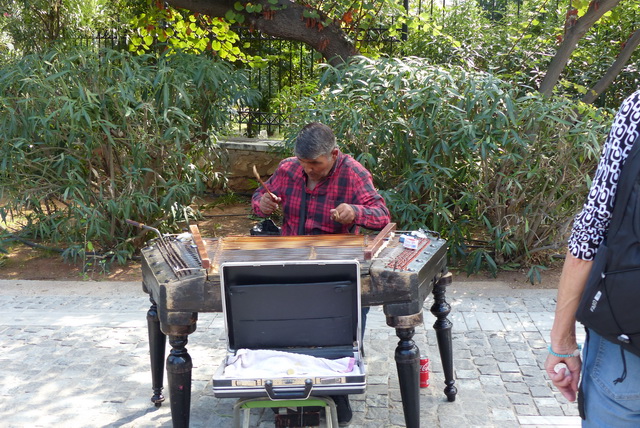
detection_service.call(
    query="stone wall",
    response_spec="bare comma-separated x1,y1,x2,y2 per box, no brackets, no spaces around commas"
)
213,137,284,193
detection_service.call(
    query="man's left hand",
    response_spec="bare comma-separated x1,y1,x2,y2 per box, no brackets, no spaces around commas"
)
330,204,355,225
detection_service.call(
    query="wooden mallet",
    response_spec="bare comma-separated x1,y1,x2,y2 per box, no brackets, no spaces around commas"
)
252,165,277,200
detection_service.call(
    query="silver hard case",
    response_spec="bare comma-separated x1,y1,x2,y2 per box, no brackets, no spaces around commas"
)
212,259,366,399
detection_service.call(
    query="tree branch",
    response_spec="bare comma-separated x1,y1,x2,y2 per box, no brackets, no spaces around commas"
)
582,28,640,104
165,0,357,65
538,0,623,97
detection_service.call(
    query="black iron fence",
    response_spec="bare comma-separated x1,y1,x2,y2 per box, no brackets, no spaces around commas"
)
63,31,130,51
232,26,316,137
234,26,401,137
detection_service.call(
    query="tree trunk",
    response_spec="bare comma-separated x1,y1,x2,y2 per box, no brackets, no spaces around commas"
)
582,28,640,104
538,0,623,97
165,0,357,65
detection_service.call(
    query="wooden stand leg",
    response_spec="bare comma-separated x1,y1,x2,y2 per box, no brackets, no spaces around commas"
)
394,327,421,428
430,272,457,401
167,335,193,428
147,298,166,406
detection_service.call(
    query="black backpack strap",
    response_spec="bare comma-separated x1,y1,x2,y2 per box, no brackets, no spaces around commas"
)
607,133,640,238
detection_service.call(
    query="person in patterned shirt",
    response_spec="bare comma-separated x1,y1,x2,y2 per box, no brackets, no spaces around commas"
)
252,122,390,235
545,90,640,426
252,122,390,425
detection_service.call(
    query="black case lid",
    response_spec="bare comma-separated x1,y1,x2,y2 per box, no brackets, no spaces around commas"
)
220,260,361,352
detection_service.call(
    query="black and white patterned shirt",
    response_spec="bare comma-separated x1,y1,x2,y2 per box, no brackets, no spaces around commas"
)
569,90,640,261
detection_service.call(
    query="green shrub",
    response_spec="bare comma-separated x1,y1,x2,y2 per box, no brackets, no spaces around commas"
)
0,48,259,264
285,56,613,274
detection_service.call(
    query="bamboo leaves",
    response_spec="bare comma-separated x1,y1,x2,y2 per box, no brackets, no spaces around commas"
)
288,56,612,274
0,48,257,265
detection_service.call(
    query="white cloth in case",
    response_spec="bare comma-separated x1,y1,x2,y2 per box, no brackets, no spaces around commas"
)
223,348,356,378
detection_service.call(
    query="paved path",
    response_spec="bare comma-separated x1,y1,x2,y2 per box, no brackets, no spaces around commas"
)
0,279,584,427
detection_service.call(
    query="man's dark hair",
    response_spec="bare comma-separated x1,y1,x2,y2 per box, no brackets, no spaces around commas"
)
294,122,337,159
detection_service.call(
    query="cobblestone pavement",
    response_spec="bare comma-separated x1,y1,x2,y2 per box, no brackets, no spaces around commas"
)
0,279,583,428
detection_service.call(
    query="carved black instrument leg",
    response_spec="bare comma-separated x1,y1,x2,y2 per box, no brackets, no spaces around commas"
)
147,297,166,406
394,327,421,428
167,335,193,428
430,272,457,401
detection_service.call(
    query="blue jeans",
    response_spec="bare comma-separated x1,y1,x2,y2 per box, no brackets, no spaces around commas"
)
581,329,640,427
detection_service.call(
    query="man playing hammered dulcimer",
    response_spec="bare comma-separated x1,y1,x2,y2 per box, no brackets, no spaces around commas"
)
252,121,390,235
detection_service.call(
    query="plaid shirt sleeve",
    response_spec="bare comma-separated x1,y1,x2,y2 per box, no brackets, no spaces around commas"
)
337,155,390,231
251,158,303,218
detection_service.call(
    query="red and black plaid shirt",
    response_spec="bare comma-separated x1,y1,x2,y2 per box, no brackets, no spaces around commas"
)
252,152,390,235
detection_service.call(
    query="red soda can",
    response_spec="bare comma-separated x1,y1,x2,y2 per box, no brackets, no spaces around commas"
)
420,356,430,388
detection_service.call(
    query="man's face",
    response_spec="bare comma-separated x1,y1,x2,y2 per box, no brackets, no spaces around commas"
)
298,149,338,182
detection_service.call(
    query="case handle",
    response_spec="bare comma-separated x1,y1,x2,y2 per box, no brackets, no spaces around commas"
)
264,379,313,400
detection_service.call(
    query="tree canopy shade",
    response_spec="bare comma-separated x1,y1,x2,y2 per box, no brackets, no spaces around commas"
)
2,1,636,102
165,0,359,65
164,0,639,102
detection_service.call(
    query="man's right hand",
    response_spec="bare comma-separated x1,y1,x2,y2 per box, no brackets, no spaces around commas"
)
545,352,582,402
259,192,281,215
